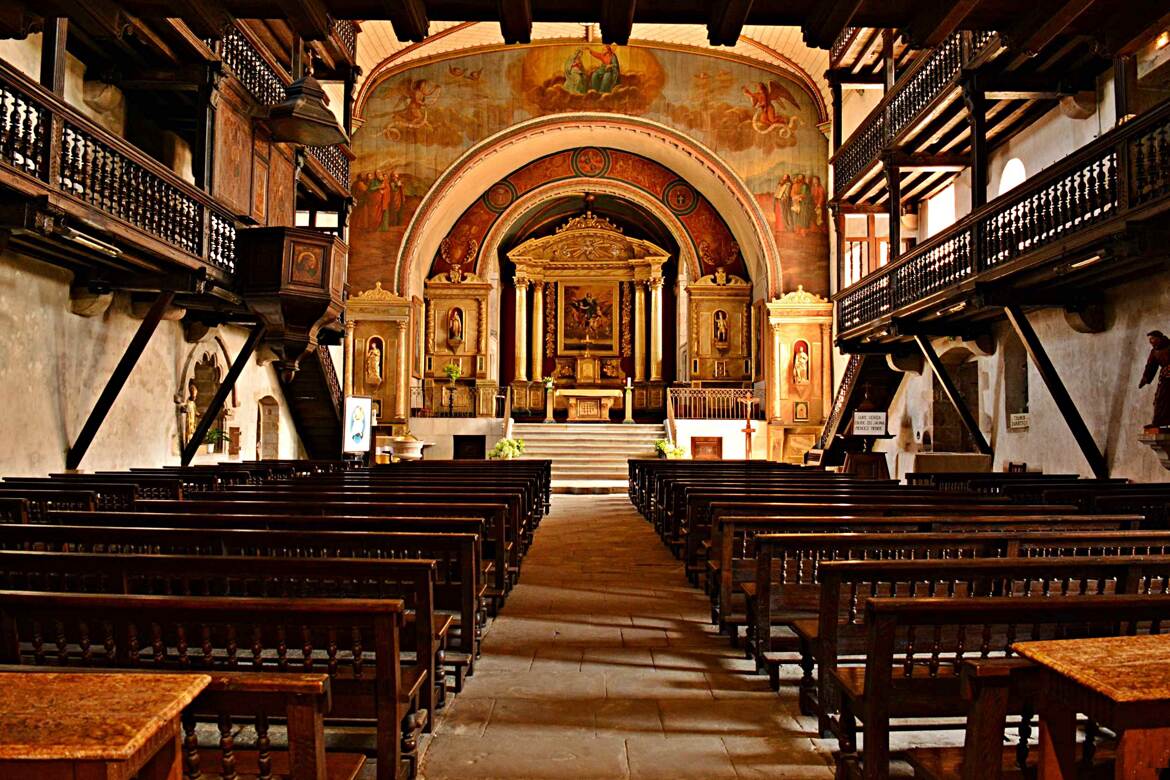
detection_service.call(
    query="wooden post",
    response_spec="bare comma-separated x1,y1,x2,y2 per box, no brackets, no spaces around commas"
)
66,291,175,471
39,18,67,94
915,334,992,456
883,156,902,261
181,323,266,466
830,78,843,151
963,74,989,210
1004,305,1108,478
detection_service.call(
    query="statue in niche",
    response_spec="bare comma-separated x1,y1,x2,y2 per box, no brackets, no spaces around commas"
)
182,381,199,444
713,310,729,346
448,307,465,351
365,337,383,388
792,340,811,385
1139,330,1170,428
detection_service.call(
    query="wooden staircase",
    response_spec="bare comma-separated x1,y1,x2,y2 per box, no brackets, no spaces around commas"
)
280,348,343,459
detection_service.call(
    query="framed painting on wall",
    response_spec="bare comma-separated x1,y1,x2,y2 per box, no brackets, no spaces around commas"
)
558,282,620,355
343,396,374,454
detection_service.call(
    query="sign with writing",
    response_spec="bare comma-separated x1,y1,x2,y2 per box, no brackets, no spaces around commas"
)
1009,413,1030,431
852,411,888,437
343,396,374,454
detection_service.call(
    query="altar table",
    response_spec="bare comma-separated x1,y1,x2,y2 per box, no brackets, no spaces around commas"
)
557,388,623,421
1014,633,1170,779
0,671,209,779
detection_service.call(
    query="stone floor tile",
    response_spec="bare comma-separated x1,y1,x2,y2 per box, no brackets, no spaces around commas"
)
593,699,664,737
721,736,835,779
626,735,738,779
420,735,629,780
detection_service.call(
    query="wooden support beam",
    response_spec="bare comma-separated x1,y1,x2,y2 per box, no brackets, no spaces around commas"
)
383,0,428,43
1002,0,1096,56
181,323,265,466
883,154,901,261
708,0,752,46
804,0,865,49
1004,304,1109,478
887,151,970,170
882,29,896,91
66,291,175,471
831,79,843,152
192,65,218,192
282,0,333,40
915,334,992,456
600,0,635,45
168,0,234,40
825,69,886,86
40,18,67,95
497,0,532,44
962,76,989,209
1114,55,1138,125
904,0,979,49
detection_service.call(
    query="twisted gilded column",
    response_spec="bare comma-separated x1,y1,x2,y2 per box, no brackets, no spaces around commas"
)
768,322,783,421
634,281,646,382
649,277,663,381
514,278,529,382
530,279,544,381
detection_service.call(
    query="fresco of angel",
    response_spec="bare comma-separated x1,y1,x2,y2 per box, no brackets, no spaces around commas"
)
742,80,800,135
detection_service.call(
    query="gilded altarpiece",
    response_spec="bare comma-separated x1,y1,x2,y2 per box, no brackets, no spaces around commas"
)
345,282,411,423
765,286,833,464
686,272,752,384
424,270,495,415
506,212,668,417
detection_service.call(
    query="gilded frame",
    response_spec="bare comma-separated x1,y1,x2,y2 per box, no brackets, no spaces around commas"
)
557,281,620,356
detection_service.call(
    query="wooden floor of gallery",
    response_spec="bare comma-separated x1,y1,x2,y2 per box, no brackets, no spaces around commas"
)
416,494,835,780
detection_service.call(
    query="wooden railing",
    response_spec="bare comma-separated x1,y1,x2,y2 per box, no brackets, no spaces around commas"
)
817,354,864,449
832,32,995,195
668,388,765,420
836,99,1170,338
0,60,238,274
318,346,341,418
830,27,860,68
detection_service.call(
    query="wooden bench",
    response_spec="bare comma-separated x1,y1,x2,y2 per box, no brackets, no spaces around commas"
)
0,591,416,780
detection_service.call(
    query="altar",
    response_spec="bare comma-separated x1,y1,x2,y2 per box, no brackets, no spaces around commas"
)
557,388,623,422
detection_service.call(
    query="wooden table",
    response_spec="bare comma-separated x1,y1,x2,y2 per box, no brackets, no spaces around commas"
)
1014,633,1170,779
0,671,209,779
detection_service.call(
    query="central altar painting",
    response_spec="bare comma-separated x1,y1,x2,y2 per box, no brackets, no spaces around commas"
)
559,282,619,355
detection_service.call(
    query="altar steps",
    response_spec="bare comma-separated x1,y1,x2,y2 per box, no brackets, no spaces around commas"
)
512,422,665,492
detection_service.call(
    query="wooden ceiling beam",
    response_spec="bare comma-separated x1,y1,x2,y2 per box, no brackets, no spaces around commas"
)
281,0,333,40
167,0,234,40
707,0,752,47
600,0,635,45
497,0,532,44
803,0,865,50
1001,0,1095,56
382,0,427,42
0,8,43,39
902,0,979,49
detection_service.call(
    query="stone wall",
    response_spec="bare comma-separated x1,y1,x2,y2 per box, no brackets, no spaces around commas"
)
0,250,304,475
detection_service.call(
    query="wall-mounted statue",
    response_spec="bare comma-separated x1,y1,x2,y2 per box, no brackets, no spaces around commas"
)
713,309,729,346
365,337,384,388
792,339,811,385
448,307,465,350
1139,330,1170,428
182,381,199,444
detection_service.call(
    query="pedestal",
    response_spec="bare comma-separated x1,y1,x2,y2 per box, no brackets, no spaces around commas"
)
623,386,634,424
1139,430,1170,471
544,387,555,423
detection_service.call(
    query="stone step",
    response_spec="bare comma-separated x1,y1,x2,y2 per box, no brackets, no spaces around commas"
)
513,424,664,433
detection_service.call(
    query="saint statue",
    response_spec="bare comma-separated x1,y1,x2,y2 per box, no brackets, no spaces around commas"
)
365,339,383,387
713,310,729,345
793,341,810,385
1139,330,1170,428
448,307,464,346
183,381,199,443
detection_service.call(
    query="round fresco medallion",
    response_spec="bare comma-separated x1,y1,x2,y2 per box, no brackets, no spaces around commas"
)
483,181,517,213
663,180,698,215
571,147,610,178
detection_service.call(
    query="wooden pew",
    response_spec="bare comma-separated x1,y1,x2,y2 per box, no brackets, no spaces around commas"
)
0,489,95,519
2,666,363,780
0,498,27,524
0,591,415,780
0,522,483,664
0,479,139,510
748,529,1170,689
0,550,442,723
833,594,1170,780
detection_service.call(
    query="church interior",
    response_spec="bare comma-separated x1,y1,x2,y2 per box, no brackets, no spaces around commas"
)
0,1,1170,778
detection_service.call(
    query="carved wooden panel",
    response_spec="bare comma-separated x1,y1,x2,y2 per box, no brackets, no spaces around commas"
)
212,97,253,216
267,145,297,227
691,436,723,460
251,136,269,224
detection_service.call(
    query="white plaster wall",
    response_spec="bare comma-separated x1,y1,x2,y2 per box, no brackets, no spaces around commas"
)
839,87,883,143
876,276,1170,482
404,417,503,460
674,419,767,459
0,250,304,476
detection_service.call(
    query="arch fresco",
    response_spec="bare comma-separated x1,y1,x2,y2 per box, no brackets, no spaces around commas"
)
427,147,748,283
349,41,829,298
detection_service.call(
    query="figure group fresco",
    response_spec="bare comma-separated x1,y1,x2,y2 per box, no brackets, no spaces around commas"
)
350,43,829,296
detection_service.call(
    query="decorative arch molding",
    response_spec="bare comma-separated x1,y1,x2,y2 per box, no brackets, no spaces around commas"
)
475,178,704,284
354,34,829,125
395,113,783,299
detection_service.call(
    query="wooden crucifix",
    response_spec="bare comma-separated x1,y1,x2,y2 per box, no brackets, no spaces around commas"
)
738,393,759,459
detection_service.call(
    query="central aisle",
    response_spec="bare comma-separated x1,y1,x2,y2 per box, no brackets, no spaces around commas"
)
418,494,834,779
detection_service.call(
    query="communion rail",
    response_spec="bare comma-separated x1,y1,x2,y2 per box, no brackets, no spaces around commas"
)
836,97,1170,340
668,388,765,420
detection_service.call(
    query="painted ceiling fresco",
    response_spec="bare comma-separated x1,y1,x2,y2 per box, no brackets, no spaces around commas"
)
350,42,830,296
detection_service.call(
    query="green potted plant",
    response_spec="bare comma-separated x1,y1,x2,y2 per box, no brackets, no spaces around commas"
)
488,437,526,460
443,362,463,383
653,439,686,459
542,375,556,390
204,428,228,454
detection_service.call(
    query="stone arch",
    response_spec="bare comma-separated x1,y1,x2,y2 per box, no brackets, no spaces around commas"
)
395,113,783,299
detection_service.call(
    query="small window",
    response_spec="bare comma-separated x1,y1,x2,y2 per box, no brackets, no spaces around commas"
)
998,158,1027,196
